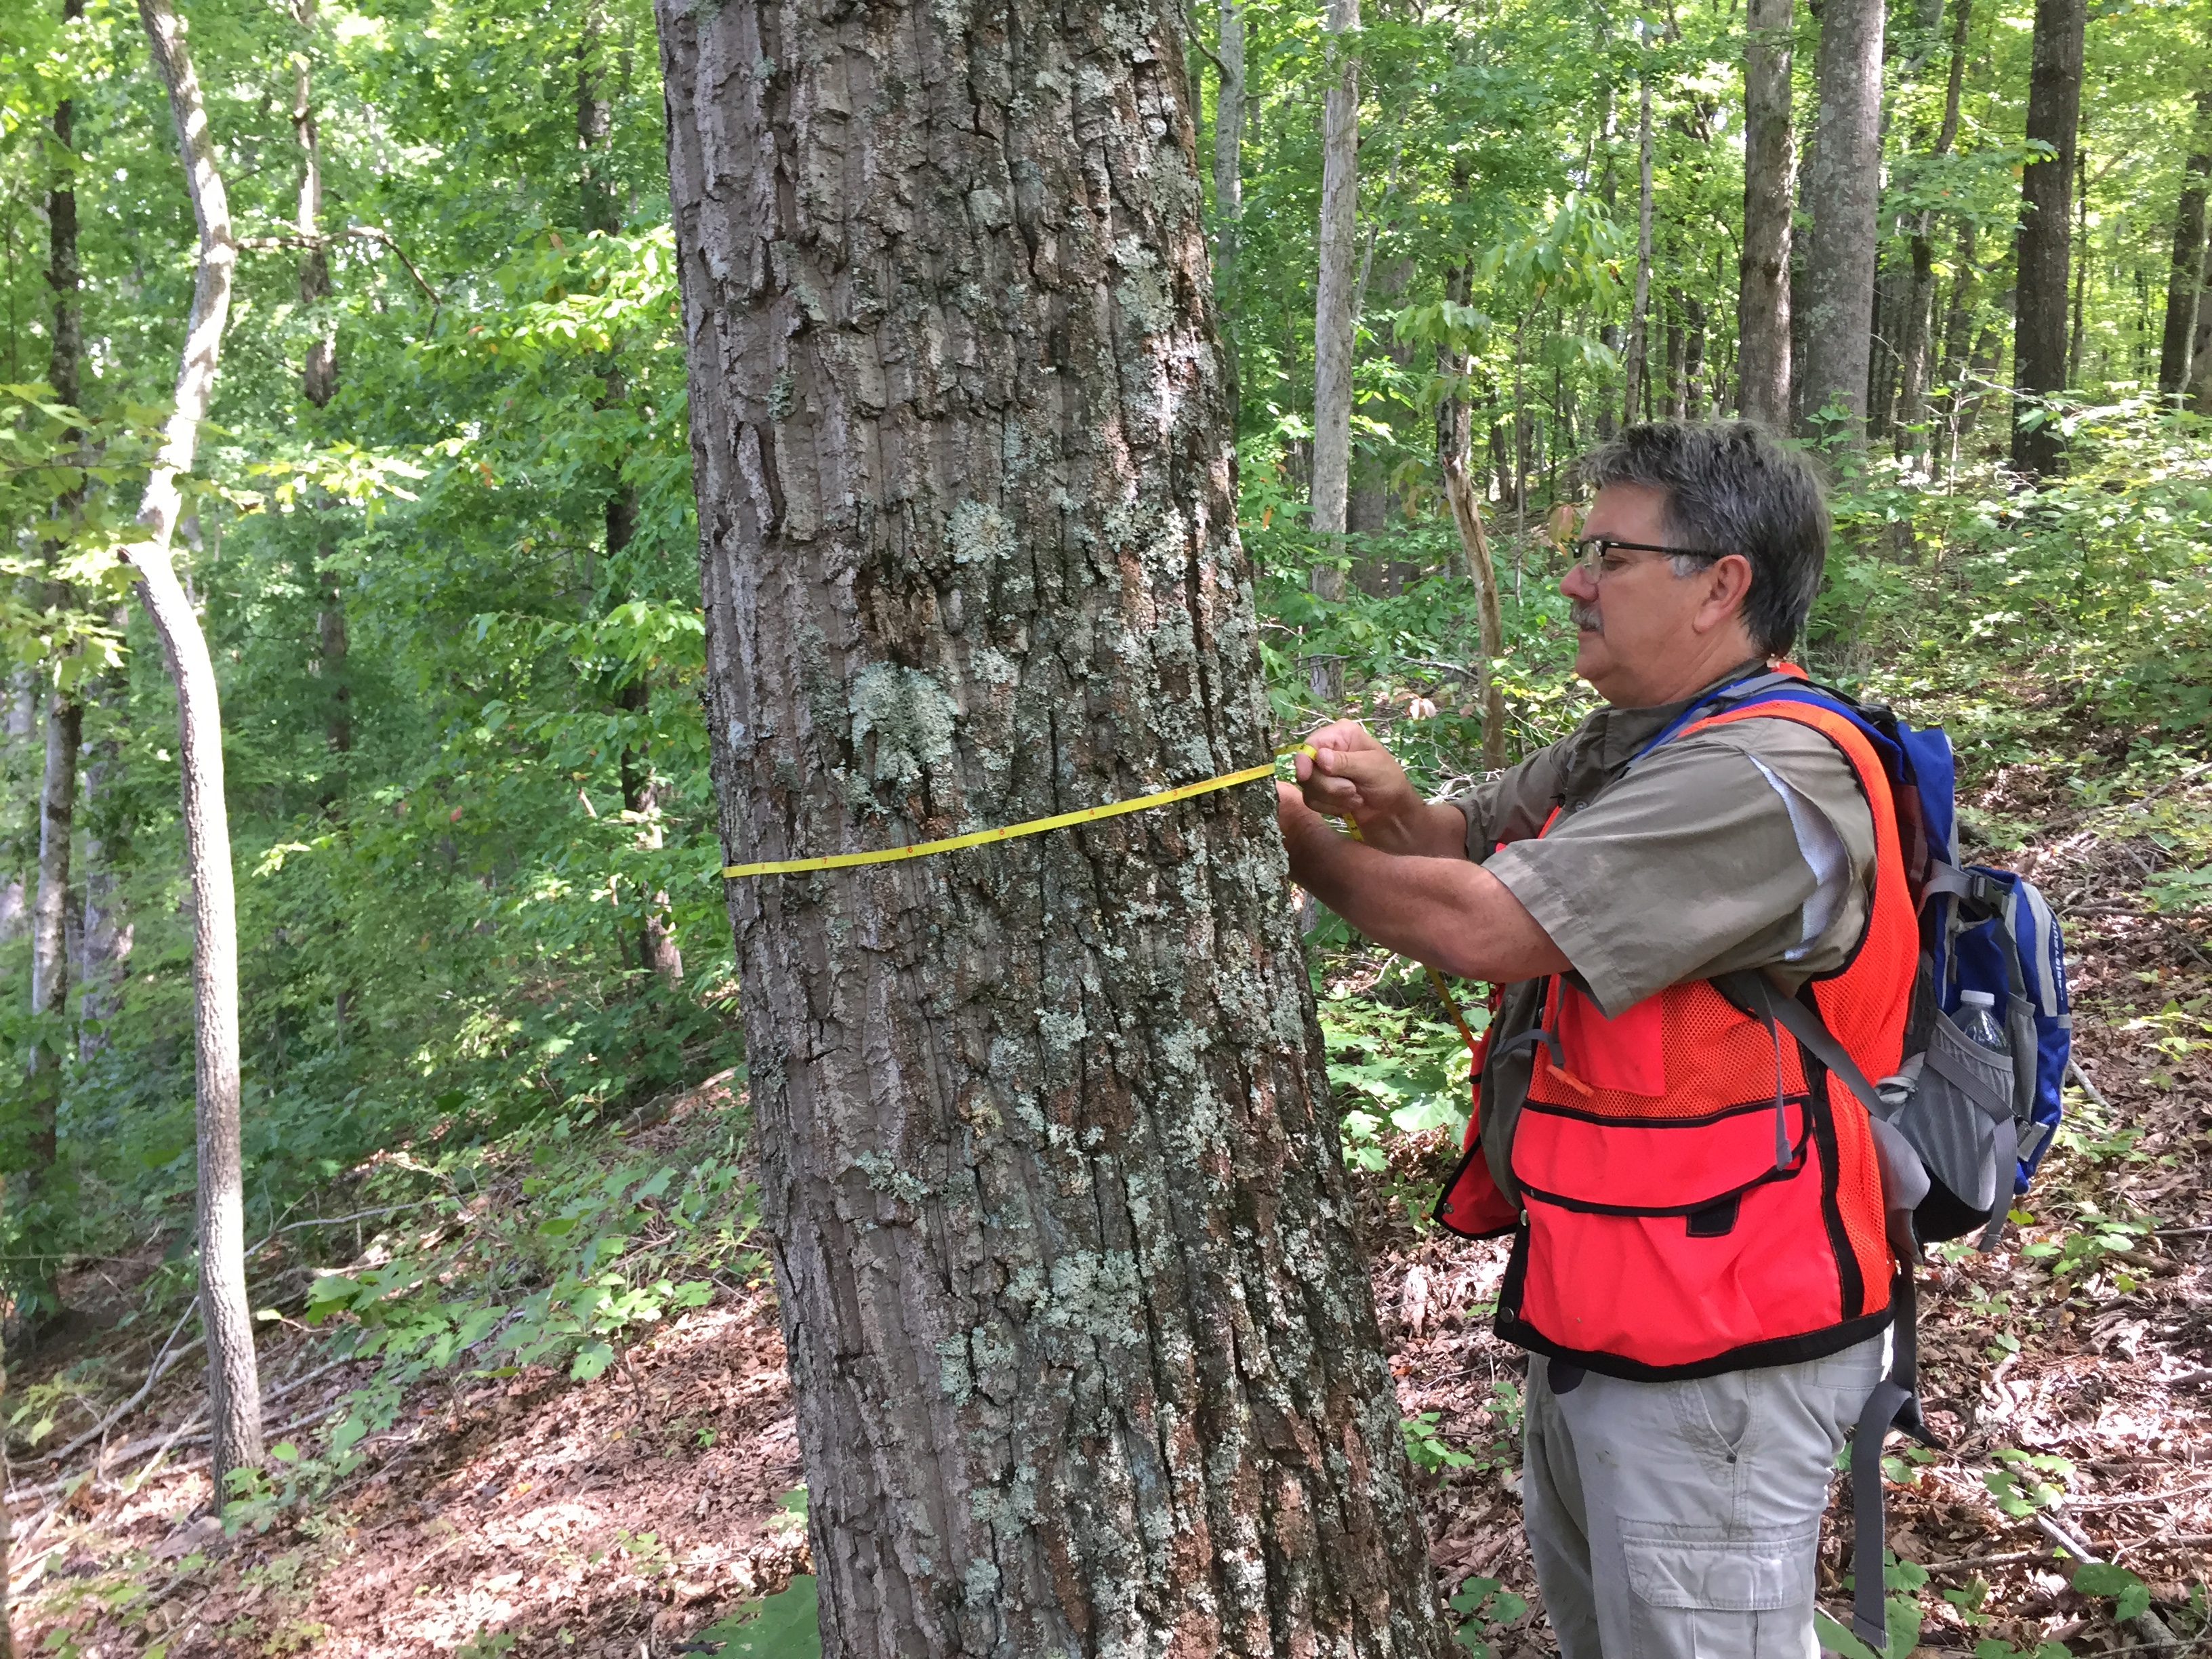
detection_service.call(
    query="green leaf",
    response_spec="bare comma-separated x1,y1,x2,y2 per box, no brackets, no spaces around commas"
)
689,1575,821,1656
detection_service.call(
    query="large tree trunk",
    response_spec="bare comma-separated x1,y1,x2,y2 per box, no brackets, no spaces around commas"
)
1738,0,1795,430
1309,0,1359,630
2010,0,2085,478
1620,70,1654,429
134,0,264,1500
2159,92,2212,396
1797,0,1886,445
1212,0,1244,410
654,0,1450,1647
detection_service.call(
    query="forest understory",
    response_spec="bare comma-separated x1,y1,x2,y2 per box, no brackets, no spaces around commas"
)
9,739,2209,1659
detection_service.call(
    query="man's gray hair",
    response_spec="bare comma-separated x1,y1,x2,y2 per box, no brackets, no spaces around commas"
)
1580,421,1829,657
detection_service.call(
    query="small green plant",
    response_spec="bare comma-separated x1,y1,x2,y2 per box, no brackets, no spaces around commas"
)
1881,1443,1942,1487
1401,1411,1478,1473
1816,1553,1929,1659
1984,1448,2072,1518
2071,1561,2152,1623
1940,1576,1994,1627
1447,1574,1529,1658
453,1629,517,1659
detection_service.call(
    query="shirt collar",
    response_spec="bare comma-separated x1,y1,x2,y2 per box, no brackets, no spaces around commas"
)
1574,659,1774,777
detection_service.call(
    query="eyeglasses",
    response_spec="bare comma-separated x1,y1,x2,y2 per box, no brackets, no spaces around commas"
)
1572,535,1729,579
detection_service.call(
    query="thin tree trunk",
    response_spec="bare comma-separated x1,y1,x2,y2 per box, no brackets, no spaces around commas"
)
655,0,1450,1645
0,674,33,941
78,626,133,1061
27,0,87,1218
2158,92,2212,396
1895,0,1967,459
2067,144,2088,386
579,1,675,981
1622,70,1654,429
1309,0,1359,630
2010,0,2085,477
292,0,350,785
1439,398,1507,770
1664,291,1683,418
1938,216,1978,413
26,693,79,1179
133,0,263,1500
1738,0,1795,429
1683,292,1707,415
1212,0,1244,409
1797,0,1887,444
1438,259,1506,770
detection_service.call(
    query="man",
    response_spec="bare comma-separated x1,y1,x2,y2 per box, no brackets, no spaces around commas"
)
1279,421,1914,1659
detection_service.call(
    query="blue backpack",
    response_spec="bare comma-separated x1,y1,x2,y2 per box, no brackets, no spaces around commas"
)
1691,672,2072,1248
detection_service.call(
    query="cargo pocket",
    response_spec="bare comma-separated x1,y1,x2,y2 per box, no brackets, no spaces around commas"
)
1620,1520,1818,1659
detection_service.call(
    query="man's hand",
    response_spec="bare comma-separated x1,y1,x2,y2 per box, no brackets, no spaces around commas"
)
1273,780,1568,983
1292,721,1464,857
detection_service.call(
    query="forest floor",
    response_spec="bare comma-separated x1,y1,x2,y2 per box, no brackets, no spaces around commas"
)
10,773,2211,1658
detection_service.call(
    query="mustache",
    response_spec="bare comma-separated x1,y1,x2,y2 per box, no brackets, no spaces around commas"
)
1571,601,1603,634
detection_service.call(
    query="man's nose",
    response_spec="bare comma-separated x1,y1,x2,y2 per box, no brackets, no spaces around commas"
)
1560,559,1596,601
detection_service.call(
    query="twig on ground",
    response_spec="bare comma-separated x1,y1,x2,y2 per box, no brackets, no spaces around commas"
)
2034,1512,2184,1656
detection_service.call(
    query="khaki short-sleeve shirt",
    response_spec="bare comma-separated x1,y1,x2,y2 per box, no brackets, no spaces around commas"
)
1444,664,1879,1193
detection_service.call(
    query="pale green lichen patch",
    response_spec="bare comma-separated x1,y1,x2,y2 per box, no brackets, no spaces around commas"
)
853,1148,931,1208
849,662,959,788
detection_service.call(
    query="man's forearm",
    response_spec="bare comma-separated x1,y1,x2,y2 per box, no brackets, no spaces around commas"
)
1287,817,1570,984
1354,796,1474,859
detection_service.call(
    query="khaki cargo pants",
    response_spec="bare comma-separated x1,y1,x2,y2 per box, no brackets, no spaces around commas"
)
1521,1336,1884,1659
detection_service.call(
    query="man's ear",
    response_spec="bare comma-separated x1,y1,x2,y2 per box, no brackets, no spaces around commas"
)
1693,552,1756,636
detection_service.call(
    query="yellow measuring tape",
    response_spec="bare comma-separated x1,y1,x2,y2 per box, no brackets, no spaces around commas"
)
719,738,1483,1067
720,743,1315,880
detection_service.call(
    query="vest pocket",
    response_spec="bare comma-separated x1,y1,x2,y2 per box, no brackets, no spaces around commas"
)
1505,1106,1847,1370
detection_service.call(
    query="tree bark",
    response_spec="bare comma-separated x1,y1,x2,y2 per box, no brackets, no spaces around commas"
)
1309,0,1359,617
654,0,1450,1647
1621,70,1654,430
2009,0,2085,478
134,0,264,1500
1212,0,1244,409
1797,0,1886,445
1738,0,1795,430
2158,93,2212,396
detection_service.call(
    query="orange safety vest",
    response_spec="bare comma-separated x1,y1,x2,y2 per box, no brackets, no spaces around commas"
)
1436,696,1915,1378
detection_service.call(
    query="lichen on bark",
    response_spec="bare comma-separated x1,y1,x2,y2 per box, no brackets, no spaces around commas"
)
655,0,1451,1648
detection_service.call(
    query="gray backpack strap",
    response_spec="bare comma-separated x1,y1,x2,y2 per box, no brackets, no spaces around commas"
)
1713,970,1889,1122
